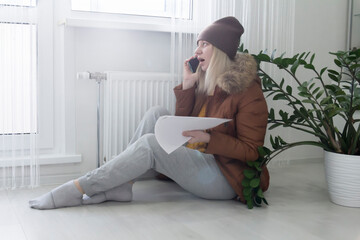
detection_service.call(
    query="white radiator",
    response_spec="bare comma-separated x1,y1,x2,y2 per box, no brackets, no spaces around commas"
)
103,71,181,162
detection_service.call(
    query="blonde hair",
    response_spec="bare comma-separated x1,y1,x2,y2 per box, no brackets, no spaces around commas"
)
196,47,233,95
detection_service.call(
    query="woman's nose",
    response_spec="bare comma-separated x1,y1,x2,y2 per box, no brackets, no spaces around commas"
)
194,46,201,55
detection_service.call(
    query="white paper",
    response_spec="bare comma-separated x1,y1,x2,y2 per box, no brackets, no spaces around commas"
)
154,115,231,154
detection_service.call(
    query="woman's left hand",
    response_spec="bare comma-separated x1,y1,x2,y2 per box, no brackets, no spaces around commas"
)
182,130,210,144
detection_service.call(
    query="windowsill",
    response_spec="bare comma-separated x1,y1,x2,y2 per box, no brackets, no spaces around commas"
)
0,154,82,167
39,154,82,165
62,18,200,33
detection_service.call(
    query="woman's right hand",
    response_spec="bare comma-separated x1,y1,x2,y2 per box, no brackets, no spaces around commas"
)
182,57,199,90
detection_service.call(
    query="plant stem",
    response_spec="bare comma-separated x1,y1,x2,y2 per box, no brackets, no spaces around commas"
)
270,119,328,140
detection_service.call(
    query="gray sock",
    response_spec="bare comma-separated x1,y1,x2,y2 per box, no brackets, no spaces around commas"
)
82,182,133,205
29,181,83,210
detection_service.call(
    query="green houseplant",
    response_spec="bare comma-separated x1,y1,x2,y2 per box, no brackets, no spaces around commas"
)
241,46,360,209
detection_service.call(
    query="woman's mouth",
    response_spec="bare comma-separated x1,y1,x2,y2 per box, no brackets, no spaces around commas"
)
198,58,205,64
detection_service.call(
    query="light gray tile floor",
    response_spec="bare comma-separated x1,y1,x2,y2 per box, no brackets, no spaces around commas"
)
1,161,360,240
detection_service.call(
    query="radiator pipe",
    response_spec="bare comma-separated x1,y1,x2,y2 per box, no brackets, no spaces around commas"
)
77,72,107,168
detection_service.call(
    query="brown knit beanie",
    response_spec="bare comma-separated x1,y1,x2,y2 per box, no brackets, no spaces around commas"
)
197,16,244,60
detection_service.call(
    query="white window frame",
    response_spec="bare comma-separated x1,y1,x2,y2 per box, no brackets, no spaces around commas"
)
60,0,199,34
70,0,192,19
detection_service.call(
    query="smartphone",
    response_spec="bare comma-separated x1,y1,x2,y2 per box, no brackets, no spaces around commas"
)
188,58,199,73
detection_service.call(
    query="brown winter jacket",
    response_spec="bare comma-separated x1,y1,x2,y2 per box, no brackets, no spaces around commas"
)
174,53,270,202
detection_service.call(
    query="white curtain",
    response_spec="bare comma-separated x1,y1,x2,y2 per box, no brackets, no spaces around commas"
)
0,1,39,189
237,0,295,57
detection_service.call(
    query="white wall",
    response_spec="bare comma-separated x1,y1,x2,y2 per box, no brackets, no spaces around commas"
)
288,0,348,162
43,0,349,184
294,0,348,67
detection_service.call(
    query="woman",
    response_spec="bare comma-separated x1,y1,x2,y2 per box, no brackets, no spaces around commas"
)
30,16,269,210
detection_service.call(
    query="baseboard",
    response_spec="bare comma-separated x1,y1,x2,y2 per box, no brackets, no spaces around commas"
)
267,157,323,168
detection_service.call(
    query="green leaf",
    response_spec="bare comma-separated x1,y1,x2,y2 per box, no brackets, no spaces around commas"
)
238,44,244,52
256,53,271,62
309,82,315,90
299,52,306,60
273,57,282,65
312,87,320,95
328,73,339,82
279,110,289,122
243,169,256,179
258,147,267,157
250,178,260,188
254,162,262,171
304,52,310,60
258,146,271,156
268,123,282,130
247,161,255,167
279,58,291,68
243,187,252,196
297,85,307,93
275,136,280,147
298,92,312,98
324,104,337,111
310,53,315,64
280,78,285,88
320,67,327,76
247,199,254,209
242,178,250,187
328,69,339,75
286,86,292,94
278,136,287,145
328,108,342,118
299,107,309,117
270,135,276,148
269,108,275,120
334,59,342,67
350,63,360,70
316,90,324,99
290,59,300,74
273,93,287,100
304,64,315,70
302,99,316,104
257,188,264,198
320,96,331,105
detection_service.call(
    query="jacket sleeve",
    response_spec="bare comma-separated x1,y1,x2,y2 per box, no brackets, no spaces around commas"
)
173,84,196,116
205,86,268,162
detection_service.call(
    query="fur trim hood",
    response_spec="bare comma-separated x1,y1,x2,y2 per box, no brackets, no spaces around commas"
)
217,53,258,94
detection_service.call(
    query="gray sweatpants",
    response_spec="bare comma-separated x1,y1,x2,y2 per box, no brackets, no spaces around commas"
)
78,106,236,200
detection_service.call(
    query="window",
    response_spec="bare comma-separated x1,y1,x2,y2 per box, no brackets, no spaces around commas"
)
0,1,37,135
71,0,192,19
0,23,37,135
0,0,36,7
0,0,54,149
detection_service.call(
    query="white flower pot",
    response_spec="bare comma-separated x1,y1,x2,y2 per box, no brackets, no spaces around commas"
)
324,151,360,207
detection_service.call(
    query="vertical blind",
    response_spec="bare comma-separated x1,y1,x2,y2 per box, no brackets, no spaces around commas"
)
0,0,39,189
